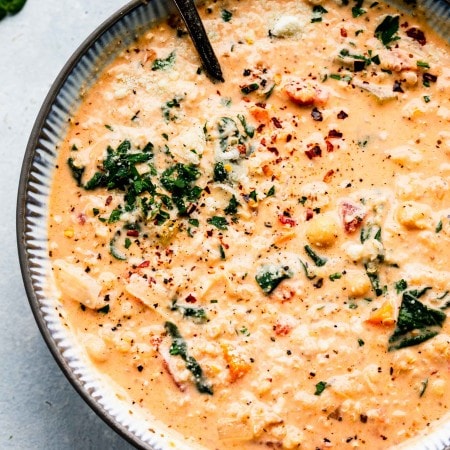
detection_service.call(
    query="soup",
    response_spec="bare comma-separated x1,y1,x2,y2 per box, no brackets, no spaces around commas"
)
48,0,450,448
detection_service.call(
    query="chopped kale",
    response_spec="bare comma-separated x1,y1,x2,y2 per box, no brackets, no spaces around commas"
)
164,321,213,394
364,262,384,297
388,288,447,351
395,279,408,294
266,185,275,197
97,304,110,314
255,265,293,294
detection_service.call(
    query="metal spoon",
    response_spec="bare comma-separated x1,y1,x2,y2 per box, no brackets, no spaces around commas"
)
172,0,224,82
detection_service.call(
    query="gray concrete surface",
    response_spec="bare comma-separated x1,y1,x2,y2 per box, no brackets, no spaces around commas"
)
0,1,135,448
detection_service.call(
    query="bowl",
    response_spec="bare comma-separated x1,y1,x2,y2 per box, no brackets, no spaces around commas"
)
17,0,450,449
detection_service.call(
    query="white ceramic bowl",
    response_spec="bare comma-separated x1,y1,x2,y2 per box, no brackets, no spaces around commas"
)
17,0,450,449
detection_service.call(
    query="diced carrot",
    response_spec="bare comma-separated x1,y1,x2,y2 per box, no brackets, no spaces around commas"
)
221,343,251,383
366,300,396,326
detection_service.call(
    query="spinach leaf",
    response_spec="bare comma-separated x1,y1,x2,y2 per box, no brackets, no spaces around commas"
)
213,161,228,182
165,321,213,394
256,265,292,294
67,158,85,187
152,51,176,71
314,381,328,395
304,245,327,267
388,288,446,351
221,9,232,22
0,0,27,15
170,300,208,323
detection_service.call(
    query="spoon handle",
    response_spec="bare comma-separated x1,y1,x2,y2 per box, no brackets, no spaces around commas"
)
172,0,224,82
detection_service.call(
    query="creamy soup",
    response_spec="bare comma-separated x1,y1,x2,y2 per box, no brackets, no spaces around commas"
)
48,0,450,448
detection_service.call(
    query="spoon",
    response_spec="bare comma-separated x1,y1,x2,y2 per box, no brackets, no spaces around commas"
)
172,0,224,82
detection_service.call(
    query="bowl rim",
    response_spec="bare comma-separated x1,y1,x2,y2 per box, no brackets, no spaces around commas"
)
16,1,151,448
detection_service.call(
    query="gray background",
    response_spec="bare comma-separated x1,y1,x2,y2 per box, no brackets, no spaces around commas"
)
0,1,135,448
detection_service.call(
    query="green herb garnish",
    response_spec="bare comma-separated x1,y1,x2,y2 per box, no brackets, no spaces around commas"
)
221,9,232,22
170,300,208,323
314,381,328,395
374,15,400,46
67,158,85,187
224,195,240,215
207,216,229,230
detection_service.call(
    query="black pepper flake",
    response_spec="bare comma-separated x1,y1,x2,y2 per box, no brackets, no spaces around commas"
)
393,80,404,93
137,365,144,372
337,110,348,119
311,107,323,121
313,278,324,288
360,414,368,423
243,68,251,76
271,117,282,128
328,129,343,138
353,60,366,72
423,72,437,83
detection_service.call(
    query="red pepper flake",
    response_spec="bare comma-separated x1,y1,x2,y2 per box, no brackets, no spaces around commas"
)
328,129,343,139
286,134,292,143
105,195,113,206
237,144,247,154
305,145,322,159
271,117,282,128
340,28,348,38
278,214,297,227
325,140,334,152
306,208,314,221
339,200,366,233
406,27,426,46
185,294,197,303
311,107,323,122
337,110,348,120
77,213,86,225
323,169,335,182
137,260,150,268
268,147,279,156
127,229,139,237
257,124,266,133
255,102,266,108
274,322,293,336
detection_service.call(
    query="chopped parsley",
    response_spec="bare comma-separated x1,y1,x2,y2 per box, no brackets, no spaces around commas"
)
224,195,240,215
207,216,229,230
314,381,328,395
374,15,400,46
221,9,232,22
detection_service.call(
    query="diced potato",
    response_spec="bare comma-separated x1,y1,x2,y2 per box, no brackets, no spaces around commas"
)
53,259,104,309
306,214,339,247
345,270,371,297
84,334,109,362
396,201,431,229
